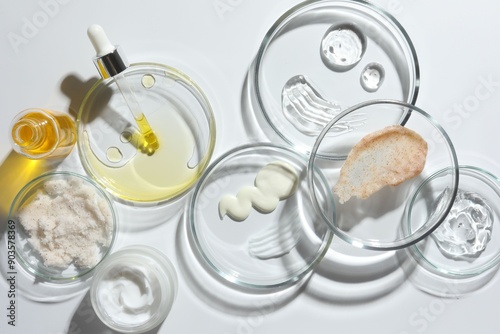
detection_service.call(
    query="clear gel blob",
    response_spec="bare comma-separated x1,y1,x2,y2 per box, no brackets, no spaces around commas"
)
360,62,385,92
320,23,366,72
431,188,494,257
281,75,366,136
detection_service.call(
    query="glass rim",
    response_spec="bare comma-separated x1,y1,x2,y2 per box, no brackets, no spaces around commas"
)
252,0,420,155
307,99,459,251
188,142,334,289
76,62,217,204
90,245,178,333
8,171,118,281
406,165,500,277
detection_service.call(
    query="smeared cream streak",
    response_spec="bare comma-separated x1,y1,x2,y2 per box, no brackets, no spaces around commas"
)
218,161,299,221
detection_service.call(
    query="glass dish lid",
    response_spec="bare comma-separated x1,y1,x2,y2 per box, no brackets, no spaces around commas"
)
189,143,333,289
251,0,419,155
405,165,500,278
8,171,117,281
308,99,459,251
77,62,216,204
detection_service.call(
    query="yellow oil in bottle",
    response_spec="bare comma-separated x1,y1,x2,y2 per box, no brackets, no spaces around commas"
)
10,109,76,159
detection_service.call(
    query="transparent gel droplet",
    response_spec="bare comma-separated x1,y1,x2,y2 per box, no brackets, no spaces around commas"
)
281,75,366,136
141,74,155,89
431,188,494,258
360,62,385,92
321,23,366,72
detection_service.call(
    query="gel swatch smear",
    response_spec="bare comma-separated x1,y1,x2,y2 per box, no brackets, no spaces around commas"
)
218,161,299,222
281,75,365,136
432,188,494,258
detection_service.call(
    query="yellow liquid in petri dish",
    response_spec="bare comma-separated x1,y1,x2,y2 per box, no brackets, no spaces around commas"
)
83,106,203,203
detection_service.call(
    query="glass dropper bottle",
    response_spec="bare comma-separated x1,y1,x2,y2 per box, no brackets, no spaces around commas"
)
87,24,159,155
10,108,76,159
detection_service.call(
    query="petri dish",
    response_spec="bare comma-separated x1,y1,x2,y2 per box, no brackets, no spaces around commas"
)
90,245,178,333
308,100,459,251
250,0,419,155
403,166,500,296
189,143,333,289
78,62,216,204
8,171,117,281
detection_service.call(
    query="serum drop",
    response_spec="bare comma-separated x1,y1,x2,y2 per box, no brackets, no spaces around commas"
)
10,108,76,159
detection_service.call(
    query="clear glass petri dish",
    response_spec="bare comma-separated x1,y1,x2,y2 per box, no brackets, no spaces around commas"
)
405,166,500,278
308,100,459,251
7,171,117,281
90,245,178,333
77,62,216,204
189,143,333,289
250,0,419,156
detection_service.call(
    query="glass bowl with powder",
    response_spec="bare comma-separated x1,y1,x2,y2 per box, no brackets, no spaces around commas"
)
8,171,117,281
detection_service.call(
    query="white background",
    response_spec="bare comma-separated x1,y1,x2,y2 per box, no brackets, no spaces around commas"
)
1,0,500,333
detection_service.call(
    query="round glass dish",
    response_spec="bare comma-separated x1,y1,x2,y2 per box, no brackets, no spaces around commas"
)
250,0,419,155
90,245,178,333
77,62,216,204
308,100,459,251
7,171,117,281
189,143,333,289
405,166,500,278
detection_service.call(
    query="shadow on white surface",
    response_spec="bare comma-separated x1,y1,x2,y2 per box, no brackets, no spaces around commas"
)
60,73,100,118
67,291,163,334
304,239,407,304
398,238,500,298
0,151,79,302
241,69,283,146
176,209,307,316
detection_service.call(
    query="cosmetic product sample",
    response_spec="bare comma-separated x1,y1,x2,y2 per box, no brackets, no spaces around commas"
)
10,108,76,159
219,160,299,221
87,24,159,155
91,246,178,333
78,26,215,204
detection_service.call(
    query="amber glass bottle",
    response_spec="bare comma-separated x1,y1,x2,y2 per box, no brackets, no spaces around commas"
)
10,108,76,159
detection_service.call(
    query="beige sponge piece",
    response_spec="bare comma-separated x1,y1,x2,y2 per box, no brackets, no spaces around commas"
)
334,125,428,204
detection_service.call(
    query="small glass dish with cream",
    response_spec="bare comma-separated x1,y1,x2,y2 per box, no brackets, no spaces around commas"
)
7,171,117,281
188,143,333,289
308,99,459,251
90,245,178,333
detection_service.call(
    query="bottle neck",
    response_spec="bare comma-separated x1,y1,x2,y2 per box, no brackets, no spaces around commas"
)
12,118,47,149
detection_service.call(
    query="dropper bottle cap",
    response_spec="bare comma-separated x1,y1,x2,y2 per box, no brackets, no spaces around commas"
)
87,24,128,79
86,24,160,155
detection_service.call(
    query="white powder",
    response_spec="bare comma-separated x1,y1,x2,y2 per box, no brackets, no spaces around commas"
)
17,176,114,269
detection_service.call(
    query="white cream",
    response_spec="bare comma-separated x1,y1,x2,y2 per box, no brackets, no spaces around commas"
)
219,160,299,221
96,265,160,326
